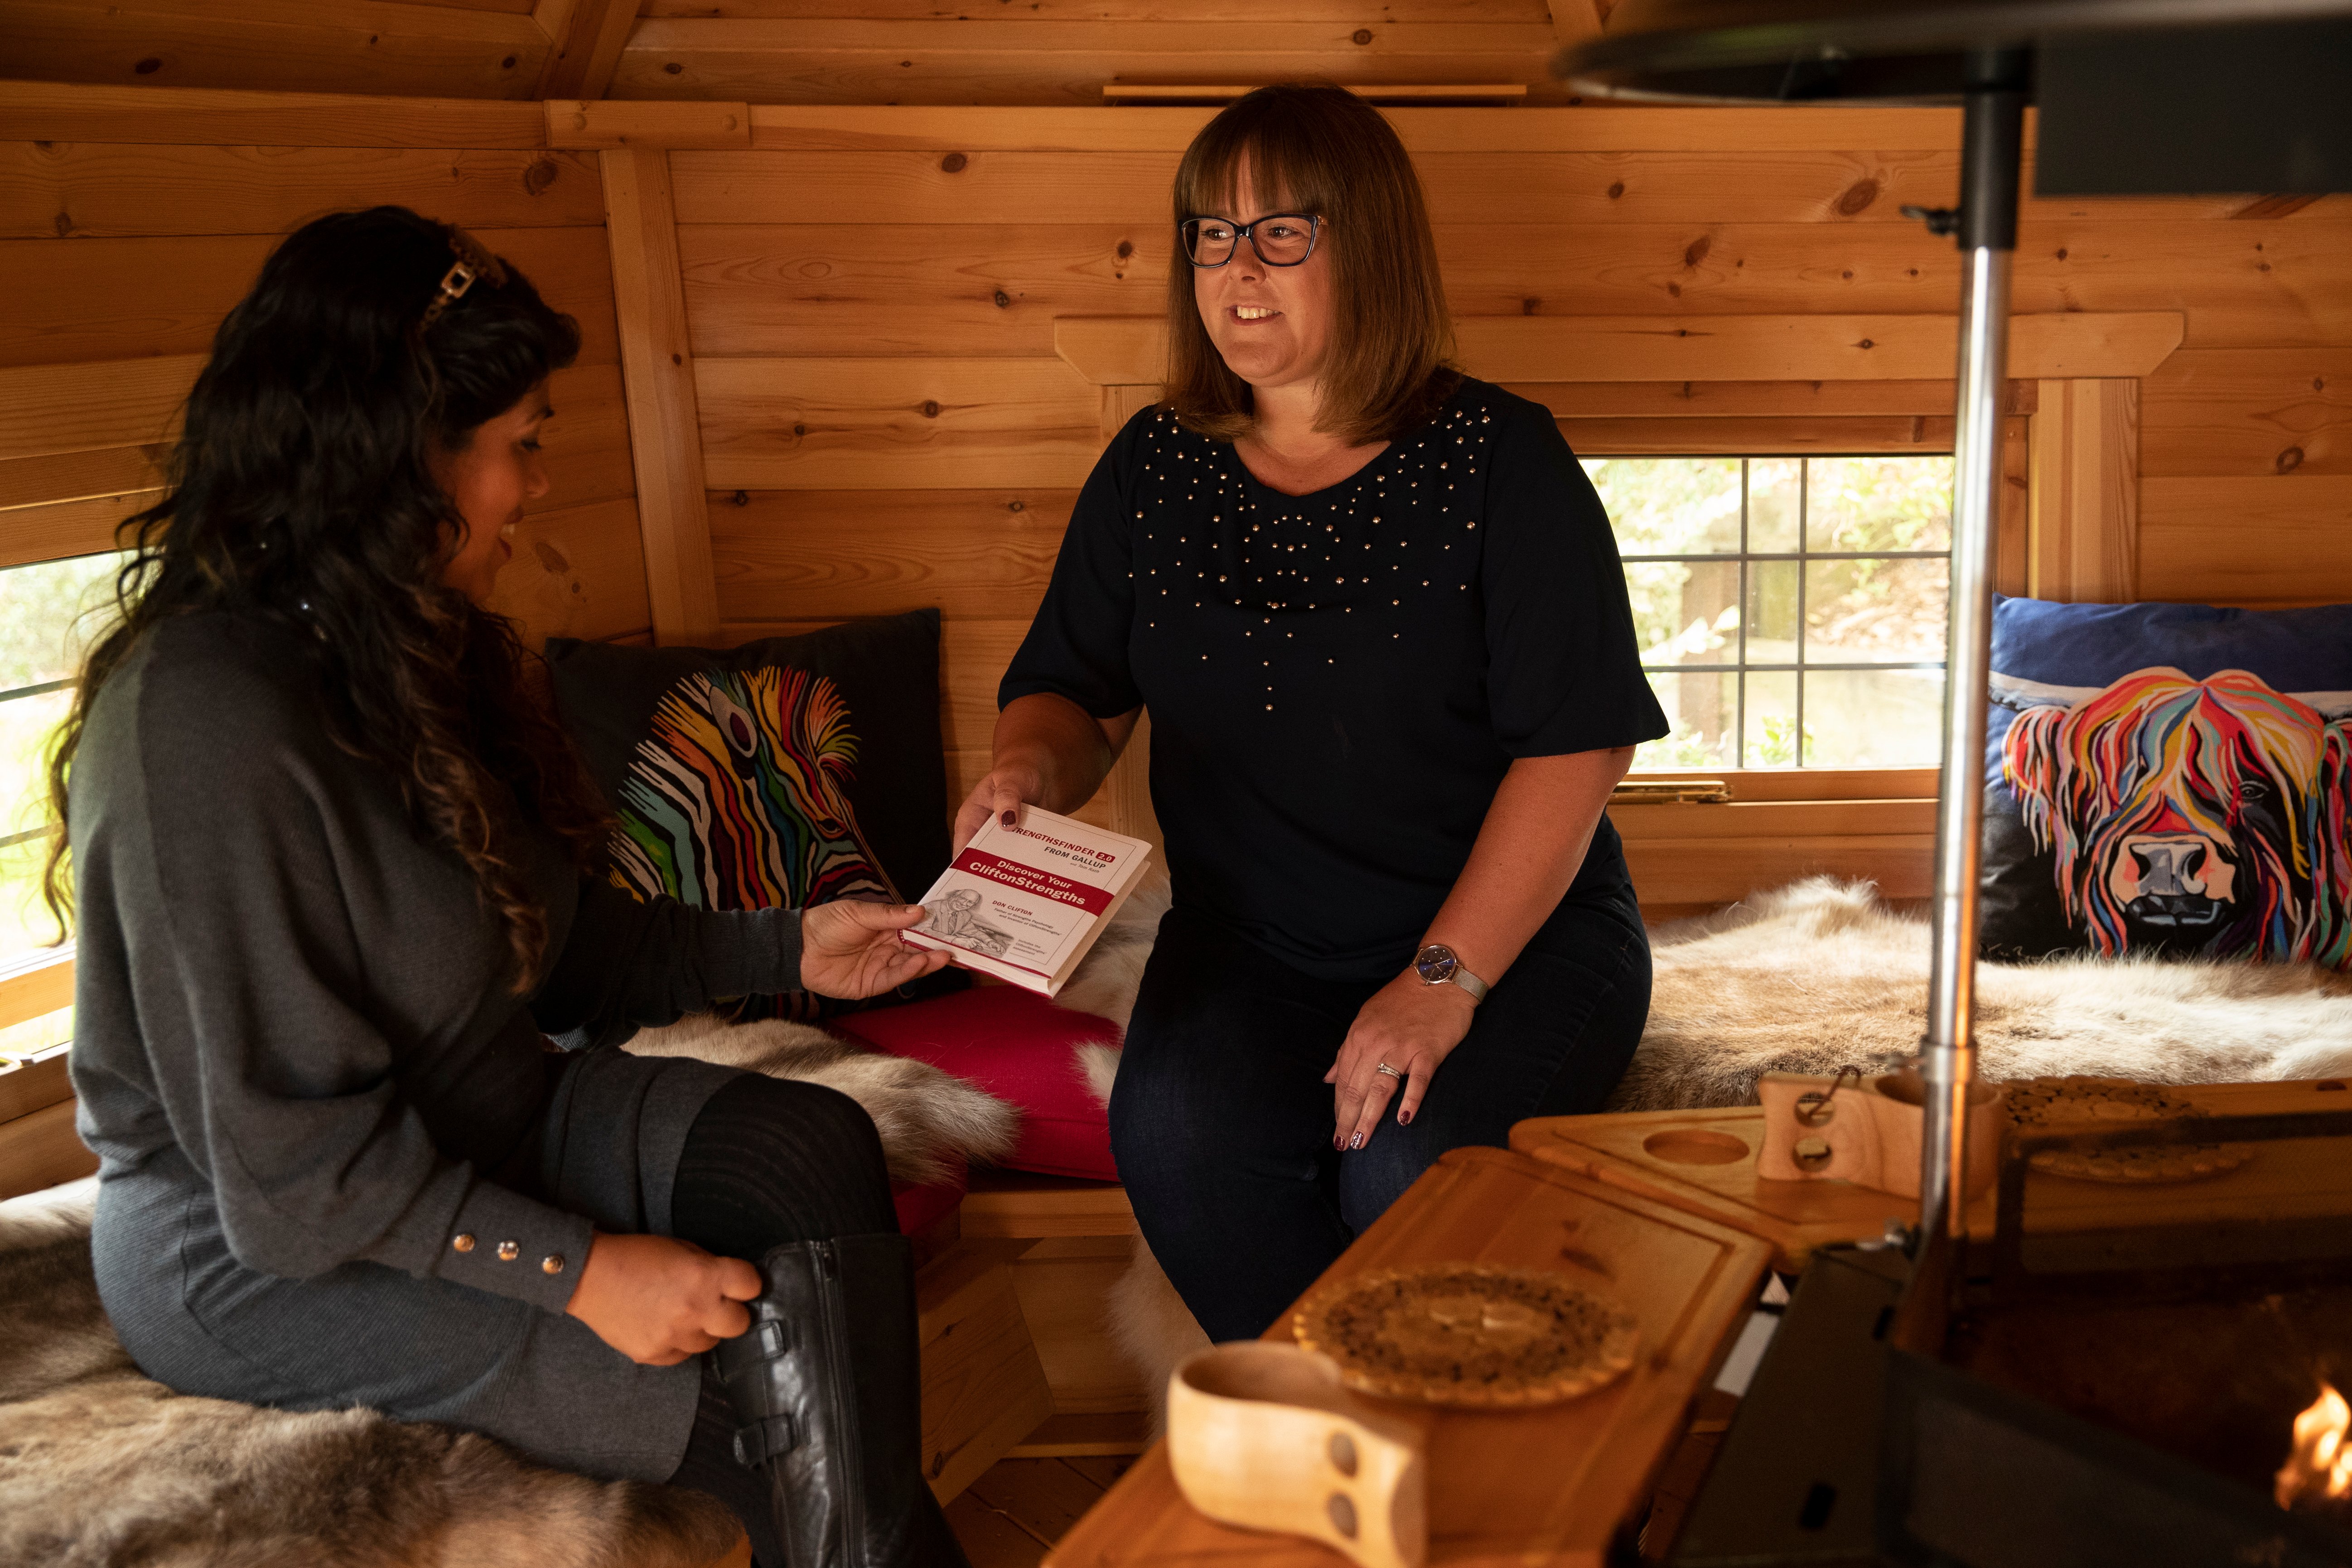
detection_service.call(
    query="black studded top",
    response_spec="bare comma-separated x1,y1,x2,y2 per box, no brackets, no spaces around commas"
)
1001,376,1665,982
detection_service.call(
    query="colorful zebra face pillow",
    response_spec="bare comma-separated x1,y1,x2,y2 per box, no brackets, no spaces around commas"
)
547,611,956,1017
1980,597,2352,968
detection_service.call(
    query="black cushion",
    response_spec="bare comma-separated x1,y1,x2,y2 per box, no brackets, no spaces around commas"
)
546,610,962,1015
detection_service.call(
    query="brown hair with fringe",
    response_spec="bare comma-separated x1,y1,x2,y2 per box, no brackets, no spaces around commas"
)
1163,82,1459,445
42,207,609,993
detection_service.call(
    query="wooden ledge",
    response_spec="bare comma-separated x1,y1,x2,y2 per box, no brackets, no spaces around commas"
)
546,101,752,150
0,80,546,149
961,1171,1136,1239
1055,311,2186,387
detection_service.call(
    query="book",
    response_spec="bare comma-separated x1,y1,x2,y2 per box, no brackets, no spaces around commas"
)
902,805,1155,997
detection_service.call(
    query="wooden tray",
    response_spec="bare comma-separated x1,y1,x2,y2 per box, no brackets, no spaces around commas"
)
1045,1147,1771,1567
1511,1079,2352,1272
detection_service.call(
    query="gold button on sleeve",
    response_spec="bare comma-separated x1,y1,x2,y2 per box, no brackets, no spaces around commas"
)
451,1234,476,1254
496,1240,520,1262
541,1254,565,1276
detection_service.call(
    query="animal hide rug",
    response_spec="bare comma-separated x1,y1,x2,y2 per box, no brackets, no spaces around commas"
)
1622,877,2352,1111
0,1028,1019,1567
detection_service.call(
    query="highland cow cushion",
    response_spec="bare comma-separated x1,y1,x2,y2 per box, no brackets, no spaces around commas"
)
1980,596,2352,967
830,985,1121,1182
546,612,962,1018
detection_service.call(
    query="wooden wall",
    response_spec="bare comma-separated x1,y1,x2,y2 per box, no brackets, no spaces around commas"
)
0,85,656,653
0,0,641,100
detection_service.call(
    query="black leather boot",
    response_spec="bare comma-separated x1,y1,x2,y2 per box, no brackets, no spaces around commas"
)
714,1234,971,1568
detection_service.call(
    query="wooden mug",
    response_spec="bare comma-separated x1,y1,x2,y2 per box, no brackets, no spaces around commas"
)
1165,1342,1429,1568
1757,1066,2006,1201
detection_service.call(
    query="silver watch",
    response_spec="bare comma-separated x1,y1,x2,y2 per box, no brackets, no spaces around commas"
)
1412,943,1489,1003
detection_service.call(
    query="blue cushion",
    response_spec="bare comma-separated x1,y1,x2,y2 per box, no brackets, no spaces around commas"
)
1979,595,2352,967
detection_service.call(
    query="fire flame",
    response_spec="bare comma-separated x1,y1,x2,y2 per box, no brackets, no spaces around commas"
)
2275,1381,2352,1512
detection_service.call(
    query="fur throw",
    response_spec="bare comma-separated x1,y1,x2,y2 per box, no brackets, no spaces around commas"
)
0,1181,742,1568
622,1013,1019,1186
1621,878,2352,1111
0,1028,1021,1567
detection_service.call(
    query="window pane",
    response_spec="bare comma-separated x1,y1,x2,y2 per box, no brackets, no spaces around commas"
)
1804,456,1953,554
1748,458,1801,554
1804,556,1949,664
1638,670,1738,771
1585,458,1743,555
1744,559,1799,666
1801,668,1946,767
0,686,70,961
0,552,127,692
1743,670,1799,769
1629,559,1741,666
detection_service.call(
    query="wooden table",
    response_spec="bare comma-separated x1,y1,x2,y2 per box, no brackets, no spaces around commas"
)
1045,1146,1772,1567
1510,1078,2352,1272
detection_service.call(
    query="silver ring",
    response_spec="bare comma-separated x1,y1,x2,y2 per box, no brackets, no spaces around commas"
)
1374,1062,1404,1081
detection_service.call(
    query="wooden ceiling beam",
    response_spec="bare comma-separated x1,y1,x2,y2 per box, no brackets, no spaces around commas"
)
533,0,643,101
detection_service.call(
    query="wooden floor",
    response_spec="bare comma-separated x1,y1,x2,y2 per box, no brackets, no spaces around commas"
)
946,1456,1135,1567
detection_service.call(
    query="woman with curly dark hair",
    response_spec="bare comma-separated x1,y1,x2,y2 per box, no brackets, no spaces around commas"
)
47,206,966,1568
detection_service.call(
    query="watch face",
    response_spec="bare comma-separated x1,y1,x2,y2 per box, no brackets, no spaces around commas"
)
1415,946,1458,984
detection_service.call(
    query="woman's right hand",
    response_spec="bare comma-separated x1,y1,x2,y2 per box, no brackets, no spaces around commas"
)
952,762,1045,852
563,1232,764,1366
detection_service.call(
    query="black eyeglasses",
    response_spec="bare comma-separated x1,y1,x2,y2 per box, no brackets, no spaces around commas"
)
1180,214,1321,269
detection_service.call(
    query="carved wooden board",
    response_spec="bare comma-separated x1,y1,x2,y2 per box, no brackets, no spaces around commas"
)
1046,1146,1770,1568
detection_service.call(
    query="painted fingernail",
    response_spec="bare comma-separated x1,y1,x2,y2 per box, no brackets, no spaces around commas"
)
1001,809,1018,826
1398,1110,1413,1125
1349,1131,1365,1150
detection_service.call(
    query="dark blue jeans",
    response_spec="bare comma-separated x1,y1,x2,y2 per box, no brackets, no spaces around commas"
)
1108,892,1652,1343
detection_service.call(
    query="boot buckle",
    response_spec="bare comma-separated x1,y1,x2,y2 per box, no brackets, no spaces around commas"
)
731,1412,799,1470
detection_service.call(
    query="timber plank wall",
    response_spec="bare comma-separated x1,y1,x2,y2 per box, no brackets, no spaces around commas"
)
0,86,656,653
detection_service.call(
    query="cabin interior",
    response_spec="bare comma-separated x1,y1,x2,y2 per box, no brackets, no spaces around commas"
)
1,4,2349,1565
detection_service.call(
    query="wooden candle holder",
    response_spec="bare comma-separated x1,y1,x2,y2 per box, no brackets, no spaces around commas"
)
1165,1342,1428,1568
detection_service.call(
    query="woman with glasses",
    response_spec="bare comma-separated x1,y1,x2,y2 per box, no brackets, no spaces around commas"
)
958,83,1668,1343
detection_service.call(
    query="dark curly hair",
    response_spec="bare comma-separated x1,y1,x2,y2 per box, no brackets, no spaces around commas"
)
43,205,610,990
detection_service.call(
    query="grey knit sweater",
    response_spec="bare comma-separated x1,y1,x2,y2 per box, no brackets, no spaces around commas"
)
67,612,802,1476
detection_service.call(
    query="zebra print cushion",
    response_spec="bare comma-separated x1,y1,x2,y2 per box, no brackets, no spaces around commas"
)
547,610,959,1018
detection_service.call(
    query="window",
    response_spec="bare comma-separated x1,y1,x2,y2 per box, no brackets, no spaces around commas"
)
0,551,126,970
1586,455,1956,772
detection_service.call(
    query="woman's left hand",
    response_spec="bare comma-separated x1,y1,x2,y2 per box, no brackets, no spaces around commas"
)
800,901,952,999
1325,971,1477,1151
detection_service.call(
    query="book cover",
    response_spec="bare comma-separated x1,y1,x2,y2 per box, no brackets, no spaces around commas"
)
903,806,1154,996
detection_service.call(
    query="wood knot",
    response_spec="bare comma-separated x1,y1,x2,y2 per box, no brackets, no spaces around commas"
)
994,289,1012,308
522,158,560,195
941,151,968,173
53,211,73,237
2277,445,2305,473
1008,499,1025,512
1521,297,1540,315
921,400,942,418
1683,235,1711,268
792,422,807,436
1835,178,1879,216
501,54,517,70
2054,247,2068,261
134,56,162,74
1352,27,1373,43
1666,281,1682,297
532,541,570,572
663,61,684,74
1857,338,1875,349
671,352,682,366
1115,239,1134,260
732,490,750,506
1606,180,1625,199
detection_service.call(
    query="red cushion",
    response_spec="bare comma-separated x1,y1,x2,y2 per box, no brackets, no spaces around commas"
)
831,985,1119,1182
891,1171,966,1237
